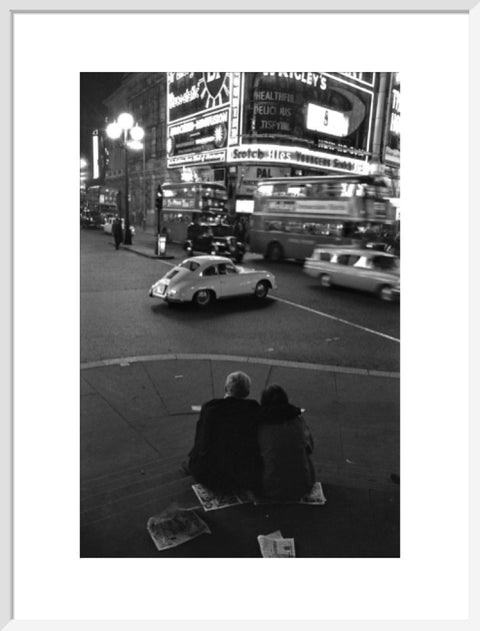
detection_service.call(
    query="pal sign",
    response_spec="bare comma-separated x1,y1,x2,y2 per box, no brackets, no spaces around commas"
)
237,166,290,195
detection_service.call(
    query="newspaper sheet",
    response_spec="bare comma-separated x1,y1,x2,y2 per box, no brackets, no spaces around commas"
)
299,481,327,505
192,483,253,511
147,506,211,551
254,481,327,506
257,530,296,558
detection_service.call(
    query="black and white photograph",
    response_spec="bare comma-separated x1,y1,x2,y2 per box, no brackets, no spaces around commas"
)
80,71,401,558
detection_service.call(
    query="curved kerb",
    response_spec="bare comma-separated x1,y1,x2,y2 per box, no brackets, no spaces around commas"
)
80,353,400,379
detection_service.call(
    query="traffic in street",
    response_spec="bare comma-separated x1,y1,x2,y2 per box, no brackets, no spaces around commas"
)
81,228,400,372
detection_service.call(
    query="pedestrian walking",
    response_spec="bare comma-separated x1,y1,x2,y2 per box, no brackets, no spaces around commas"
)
112,217,123,250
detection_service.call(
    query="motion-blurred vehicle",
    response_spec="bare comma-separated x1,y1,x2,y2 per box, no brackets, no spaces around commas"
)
149,255,277,307
103,216,135,236
184,223,245,263
303,247,400,301
80,210,103,229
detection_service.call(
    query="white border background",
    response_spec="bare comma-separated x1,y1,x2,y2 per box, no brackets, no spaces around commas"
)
7,6,474,625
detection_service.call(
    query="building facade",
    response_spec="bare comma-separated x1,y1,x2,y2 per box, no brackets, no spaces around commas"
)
101,72,400,227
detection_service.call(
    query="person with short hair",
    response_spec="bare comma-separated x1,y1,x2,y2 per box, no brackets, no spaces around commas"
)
257,384,315,501
187,371,261,492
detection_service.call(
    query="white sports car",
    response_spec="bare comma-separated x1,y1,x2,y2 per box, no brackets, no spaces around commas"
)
149,255,277,307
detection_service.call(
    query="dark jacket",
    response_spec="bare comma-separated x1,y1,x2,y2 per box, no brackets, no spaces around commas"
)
188,397,261,492
112,219,123,243
257,402,315,501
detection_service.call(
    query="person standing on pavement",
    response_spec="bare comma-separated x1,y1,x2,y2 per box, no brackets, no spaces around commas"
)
256,384,315,501
112,217,123,250
187,371,261,493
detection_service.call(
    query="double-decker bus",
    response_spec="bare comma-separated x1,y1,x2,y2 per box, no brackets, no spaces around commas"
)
81,185,119,229
160,181,229,243
85,185,118,215
250,175,397,261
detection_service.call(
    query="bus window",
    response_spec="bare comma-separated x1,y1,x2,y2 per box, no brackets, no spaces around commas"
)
256,184,274,197
286,185,308,197
250,175,396,261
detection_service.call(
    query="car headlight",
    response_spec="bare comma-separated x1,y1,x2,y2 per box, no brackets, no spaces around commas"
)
168,289,177,296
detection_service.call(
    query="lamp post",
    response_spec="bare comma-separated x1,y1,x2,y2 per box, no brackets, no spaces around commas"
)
106,113,144,245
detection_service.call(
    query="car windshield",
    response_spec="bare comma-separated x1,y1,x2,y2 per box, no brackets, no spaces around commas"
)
179,260,201,272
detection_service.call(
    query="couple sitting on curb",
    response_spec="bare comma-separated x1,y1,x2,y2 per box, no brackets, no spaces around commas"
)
185,371,315,502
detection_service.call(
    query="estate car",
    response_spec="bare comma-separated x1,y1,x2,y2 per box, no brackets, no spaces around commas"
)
303,247,400,301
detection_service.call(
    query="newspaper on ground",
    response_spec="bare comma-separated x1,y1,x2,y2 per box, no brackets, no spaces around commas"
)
299,481,327,505
257,530,296,558
147,505,211,551
254,481,327,506
192,483,254,511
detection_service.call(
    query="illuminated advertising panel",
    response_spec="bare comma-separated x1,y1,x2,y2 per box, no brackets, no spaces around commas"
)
167,72,232,167
227,143,370,175
243,72,375,164
237,165,291,195
384,73,400,167
92,131,99,180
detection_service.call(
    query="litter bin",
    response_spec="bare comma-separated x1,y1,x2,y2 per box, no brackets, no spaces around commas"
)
158,235,167,257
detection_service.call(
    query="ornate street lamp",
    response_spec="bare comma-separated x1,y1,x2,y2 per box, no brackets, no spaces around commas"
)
106,113,144,245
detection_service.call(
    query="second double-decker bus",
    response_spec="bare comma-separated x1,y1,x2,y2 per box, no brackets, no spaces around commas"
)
250,175,396,261
160,181,229,243
85,185,118,215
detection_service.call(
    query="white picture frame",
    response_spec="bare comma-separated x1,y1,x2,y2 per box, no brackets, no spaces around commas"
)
2,0,477,628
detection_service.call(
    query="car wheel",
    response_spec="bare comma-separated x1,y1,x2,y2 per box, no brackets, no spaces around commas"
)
379,285,395,302
254,281,269,299
193,290,213,307
266,242,284,262
320,274,332,288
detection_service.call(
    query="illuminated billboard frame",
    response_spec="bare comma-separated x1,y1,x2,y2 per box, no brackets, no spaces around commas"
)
166,72,377,174
244,72,375,166
166,72,232,167
384,73,400,167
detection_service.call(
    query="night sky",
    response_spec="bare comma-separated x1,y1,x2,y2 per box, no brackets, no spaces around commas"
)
80,73,125,159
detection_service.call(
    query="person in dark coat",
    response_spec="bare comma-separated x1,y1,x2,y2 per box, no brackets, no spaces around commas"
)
187,371,261,493
112,217,123,250
257,384,315,501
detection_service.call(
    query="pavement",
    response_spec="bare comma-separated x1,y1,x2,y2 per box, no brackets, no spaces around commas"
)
80,227,400,558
